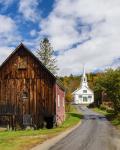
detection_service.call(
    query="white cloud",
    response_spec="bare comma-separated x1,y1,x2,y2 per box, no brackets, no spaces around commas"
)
0,15,21,64
19,0,39,22
39,0,120,75
0,15,16,33
30,29,37,37
0,15,21,47
0,47,14,64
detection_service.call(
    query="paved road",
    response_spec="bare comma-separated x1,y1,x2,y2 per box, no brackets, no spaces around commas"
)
49,105,120,150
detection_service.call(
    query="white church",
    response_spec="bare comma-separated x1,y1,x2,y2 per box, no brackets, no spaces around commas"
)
72,68,94,104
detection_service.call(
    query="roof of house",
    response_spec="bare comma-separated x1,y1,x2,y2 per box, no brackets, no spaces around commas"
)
72,86,93,94
0,43,65,91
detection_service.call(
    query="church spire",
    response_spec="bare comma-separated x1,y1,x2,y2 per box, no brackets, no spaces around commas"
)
81,66,88,87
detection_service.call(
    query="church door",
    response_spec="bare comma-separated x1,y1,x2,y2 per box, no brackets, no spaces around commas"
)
83,97,88,102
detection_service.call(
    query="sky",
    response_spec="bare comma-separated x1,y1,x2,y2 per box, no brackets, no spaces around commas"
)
0,0,120,76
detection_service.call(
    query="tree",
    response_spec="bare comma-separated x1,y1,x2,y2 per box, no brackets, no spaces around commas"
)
94,68,120,113
102,69,120,113
93,74,105,107
65,91,72,102
65,91,73,112
37,38,58,75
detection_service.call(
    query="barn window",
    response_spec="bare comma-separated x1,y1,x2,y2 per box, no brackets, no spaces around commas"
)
58,95,60,107
21,90,29,102
18,56,27,69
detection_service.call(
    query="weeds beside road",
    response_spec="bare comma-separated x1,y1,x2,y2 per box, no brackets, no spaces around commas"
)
93,107,120,130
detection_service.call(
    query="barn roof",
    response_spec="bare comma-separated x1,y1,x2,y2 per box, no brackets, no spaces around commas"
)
56,79,66,91
0,43,56,78
0,43,65,91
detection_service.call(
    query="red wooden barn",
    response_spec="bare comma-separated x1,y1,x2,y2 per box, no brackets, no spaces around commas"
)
0,43,65,129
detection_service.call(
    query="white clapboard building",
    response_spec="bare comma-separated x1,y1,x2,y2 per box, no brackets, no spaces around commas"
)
72,68,94,104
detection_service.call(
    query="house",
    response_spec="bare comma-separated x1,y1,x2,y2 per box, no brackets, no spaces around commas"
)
0,43,65,129
72,68,94,104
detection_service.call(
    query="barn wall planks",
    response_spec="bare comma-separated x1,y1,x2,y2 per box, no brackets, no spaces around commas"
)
0,44,56,129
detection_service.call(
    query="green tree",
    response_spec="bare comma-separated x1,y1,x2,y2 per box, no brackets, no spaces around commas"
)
93,74,104,106
94,68,120,113
37,38,58,75
65,91,73,112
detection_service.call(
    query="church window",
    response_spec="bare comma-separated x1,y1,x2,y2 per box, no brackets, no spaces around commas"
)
88,95,92,98
83,90,87,93
79,95,82,98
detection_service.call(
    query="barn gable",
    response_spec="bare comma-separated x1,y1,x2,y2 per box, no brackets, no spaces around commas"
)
0,43,56,80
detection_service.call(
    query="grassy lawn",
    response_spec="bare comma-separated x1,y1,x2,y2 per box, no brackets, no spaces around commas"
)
93,107,120,129
0,106,82,150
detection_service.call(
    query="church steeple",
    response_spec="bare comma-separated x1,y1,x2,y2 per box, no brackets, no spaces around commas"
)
81,67,88,87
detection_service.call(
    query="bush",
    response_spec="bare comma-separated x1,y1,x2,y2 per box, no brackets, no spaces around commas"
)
88,102,95,108
100,105,106,110
106,109,114,113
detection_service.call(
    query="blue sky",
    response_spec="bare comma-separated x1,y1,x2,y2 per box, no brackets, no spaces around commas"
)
0,0,54,45
0,0,120,76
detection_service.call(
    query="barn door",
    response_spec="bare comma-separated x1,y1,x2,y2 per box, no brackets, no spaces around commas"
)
17,79,31,126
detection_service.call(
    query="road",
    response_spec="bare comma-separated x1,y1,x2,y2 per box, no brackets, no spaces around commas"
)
49,105,120,150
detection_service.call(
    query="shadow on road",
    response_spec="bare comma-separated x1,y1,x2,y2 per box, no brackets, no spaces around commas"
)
84,114,107,121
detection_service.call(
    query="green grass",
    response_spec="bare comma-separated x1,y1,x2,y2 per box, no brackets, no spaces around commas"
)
0,106,82,150
93,107,120,129
93,107,109,116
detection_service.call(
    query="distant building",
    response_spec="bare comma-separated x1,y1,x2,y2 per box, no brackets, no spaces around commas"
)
72,68,94,104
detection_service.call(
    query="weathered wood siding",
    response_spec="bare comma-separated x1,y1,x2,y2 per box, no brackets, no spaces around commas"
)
0,44,56,128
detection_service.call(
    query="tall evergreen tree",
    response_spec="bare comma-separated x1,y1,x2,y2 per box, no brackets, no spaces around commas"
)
37,38,58,75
